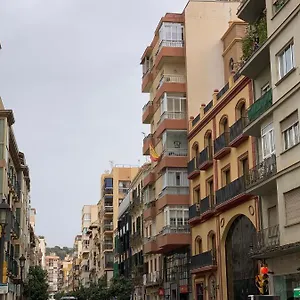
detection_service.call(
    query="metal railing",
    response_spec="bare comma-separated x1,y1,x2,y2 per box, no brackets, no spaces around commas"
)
161,224,190,234
187,157,198,175
162,148,188,157
192,114,200,127
157,74,185,89
103,243,113,250
214,132,230,155
142,101,153,113
204,100,213,114
145,271,162,285
104,206,113,213
158,111,186,125
198,146,213,167
216,176,245,206
191,250,216,271
247,89,272,124
12,216,20,238
246,154,277,189
103,224,113,231
252,225,280,253
216,82,229,100
189,204,200,220
143,133,152,143
157,40,184,54
230,118,246,142
200,195,214,214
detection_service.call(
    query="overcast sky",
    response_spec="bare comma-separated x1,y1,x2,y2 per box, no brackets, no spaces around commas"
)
0,0,186,247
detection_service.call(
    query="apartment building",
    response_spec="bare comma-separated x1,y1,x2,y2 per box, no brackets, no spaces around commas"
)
187,19,260,300
38,236,47,270
97,166,138,284
140,1,240,299
58,255,73,293
0,98,32,300
46,254,60,297
87,221,100,284
130,166,148,300
80,205,97,287
71,235,82,291
237,1,300,298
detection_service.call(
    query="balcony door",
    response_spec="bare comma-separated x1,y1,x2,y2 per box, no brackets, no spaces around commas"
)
225,215,257,300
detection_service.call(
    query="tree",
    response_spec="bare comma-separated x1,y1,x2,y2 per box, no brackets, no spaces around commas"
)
23,266,49,300
108,276,133,300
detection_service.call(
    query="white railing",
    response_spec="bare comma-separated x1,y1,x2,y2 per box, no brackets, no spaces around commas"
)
161,224,190,234
158,111,186,125
157,40,184,54
142,101,153,113
162,148,188,157
157,74,186,89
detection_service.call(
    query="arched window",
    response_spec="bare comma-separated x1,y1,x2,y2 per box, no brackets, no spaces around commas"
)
208,231,217,255
236,100,246,120
204,131,212,148
219,116,229,134
195,236,202,255
192,142,199,159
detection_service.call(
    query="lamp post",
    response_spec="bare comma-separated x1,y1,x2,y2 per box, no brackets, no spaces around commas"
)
0,200,11,285
19,254,26,300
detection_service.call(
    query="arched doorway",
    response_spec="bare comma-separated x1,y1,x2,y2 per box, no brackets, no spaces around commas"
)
225,215,257,300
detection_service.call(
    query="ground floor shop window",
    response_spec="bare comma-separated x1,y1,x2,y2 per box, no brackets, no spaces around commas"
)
273,273,300,300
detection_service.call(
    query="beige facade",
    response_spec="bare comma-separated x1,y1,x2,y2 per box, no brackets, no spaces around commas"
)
97,166,138,284
80,205,97,287
46,254,60,296
70,235,82,291
88,221,100,284
0,98,35,300
238,0,300,298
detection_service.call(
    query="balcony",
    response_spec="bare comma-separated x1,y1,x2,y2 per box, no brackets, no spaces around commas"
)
103,187,113,195
156,187,189,211
155,40,184,70
187,157,199,179
104,204,113,215
240,14,269,79
144,237,158,254
143,201,156,220
237,0,266,23
144,271,162,286
198,146,213,170
157,225,190,253
130,196,142,214
229,118,248,147
11,216,20,239
143,171,155,187
189,195,215,225
156,148,188,173
103,242,113,251
103,224,113,233
215,176,249,211
245,154,277,195
7,255,19,278
213,132,231,160
130,231,143,247
143,134,153,155
156,111,187,138
156,74,186,101
142,69,154,93
105,261,113,269
250,225,280,258
142,101,154,124
190,250,217,274
244,90,273,136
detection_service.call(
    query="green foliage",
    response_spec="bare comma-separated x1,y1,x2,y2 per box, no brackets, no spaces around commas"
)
46,246,74,260
55,276,133,300
23,266,49,300
242,13,267,61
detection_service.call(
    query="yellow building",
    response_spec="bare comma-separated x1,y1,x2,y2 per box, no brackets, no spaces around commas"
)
188,21,260,300
97,166,138,284
140,1,240,299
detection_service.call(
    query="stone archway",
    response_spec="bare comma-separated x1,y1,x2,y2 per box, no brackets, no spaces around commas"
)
225,215,257,300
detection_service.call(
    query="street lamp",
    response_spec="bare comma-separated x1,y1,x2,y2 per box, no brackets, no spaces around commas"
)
19,254,26,300
0,200,11,285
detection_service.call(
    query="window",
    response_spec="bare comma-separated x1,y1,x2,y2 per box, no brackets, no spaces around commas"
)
222,167,231,187
207,179,214,197
281,111,299,150
205,131,212,148
268,205,278,228
261,83,270,96
162,169,188,188
261,123,275,159
160,93,186,115
220,116,229,134
239,155,249,177
278,42,295,79
195,237,202,255
83,213,91,221
284,187,300,226
194,188,200,204
159,22,183,43
164,206,189,227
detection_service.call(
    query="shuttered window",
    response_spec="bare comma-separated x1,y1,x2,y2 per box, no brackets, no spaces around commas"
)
284,187,300,226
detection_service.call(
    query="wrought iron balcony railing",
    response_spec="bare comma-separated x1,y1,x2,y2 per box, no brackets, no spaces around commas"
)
198,146,213,167
245,154,277,189
189,196,214,220
216,176,245,206
214,132,230,155
230,118,246,142
187,157,198,176
103,224,113,231
191,250,216,271
247,89,272,124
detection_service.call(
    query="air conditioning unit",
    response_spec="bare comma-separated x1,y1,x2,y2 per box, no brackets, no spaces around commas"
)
196,204,201,211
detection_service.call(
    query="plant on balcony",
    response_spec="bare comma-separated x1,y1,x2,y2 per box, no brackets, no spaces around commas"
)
242,13,267,62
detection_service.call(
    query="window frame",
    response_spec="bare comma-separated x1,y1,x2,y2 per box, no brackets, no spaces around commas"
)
261,122,275,159
278,42,295,79
282,120,299,151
